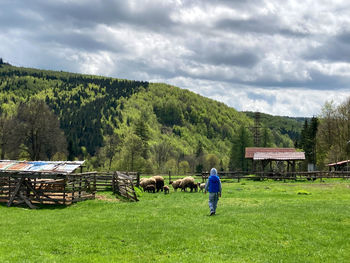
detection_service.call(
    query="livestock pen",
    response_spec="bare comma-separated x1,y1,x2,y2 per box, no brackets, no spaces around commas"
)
0,160,94,208
0,160,139,208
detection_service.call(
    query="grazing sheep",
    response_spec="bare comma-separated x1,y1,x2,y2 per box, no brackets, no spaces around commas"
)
140,177,156,191
199,183,206,192
171,179,183,192
151,175,165,192
144,184,156,193
190,182,198,192
163,185,170,194
180,176,195,192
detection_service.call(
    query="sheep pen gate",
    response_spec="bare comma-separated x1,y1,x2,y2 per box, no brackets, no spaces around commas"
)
93,171,139,202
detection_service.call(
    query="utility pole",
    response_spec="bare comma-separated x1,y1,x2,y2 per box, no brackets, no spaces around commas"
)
253,112,261,147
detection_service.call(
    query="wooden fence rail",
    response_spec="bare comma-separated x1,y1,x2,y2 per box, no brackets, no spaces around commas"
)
201,170,350,182
112,172,138,202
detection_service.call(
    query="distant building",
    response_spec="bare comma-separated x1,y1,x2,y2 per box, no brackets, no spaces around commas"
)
327,160,350,171
245,147,305,172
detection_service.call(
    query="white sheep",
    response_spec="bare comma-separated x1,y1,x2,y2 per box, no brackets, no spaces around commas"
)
199,183,206,192
140,177,156,191
171,179,182,192
179,176,195,192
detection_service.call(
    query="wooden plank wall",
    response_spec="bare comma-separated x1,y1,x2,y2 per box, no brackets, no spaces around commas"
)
0,171,140,207
0,173,95,207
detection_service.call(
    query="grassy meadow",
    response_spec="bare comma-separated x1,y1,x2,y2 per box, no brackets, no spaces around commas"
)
0,179,349,262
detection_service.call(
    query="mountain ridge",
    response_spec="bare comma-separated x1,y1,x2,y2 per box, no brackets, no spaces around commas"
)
0,62,302,171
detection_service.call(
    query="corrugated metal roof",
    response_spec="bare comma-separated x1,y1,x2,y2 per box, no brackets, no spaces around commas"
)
253,152,305,160
0,160,84,174
245,147,296,158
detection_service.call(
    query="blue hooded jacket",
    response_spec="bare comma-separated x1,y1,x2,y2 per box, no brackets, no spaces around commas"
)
206,168,221,193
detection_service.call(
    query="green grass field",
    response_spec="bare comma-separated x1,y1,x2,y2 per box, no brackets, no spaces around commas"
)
0,179,349,262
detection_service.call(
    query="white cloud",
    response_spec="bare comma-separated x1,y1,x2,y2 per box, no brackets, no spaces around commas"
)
2,0,350,117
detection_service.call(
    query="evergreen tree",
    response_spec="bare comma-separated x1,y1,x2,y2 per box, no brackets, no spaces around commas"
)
261,127,273,147
300,117,318,164
229,126,253,171
134,118,150,159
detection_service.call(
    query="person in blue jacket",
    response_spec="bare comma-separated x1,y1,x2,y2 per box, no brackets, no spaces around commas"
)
205,168,222,216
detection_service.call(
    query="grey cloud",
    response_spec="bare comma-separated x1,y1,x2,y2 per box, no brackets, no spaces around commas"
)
0,1,43,31
23,0,175,32
306,31,350,63
216,17,308,37
203,50,259,67
32,31,126,54
238,69,350,90
187,39,260,68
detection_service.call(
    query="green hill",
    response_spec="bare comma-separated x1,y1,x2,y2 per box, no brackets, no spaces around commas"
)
0,62,300,172
244,111,306,147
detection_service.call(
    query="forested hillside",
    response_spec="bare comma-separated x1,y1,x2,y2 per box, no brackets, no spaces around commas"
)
244,111,306,147
0,62,298,172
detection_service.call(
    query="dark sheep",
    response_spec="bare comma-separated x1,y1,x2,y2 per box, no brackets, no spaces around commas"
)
151,175,165,192
144,184,156,193
190,182,198,192
164,185,170,194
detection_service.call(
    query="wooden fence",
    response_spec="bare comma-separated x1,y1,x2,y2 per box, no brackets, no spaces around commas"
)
0,172,94,209
93,172,139,191
201,170,350,182
0,171,139,208
112,172,138,202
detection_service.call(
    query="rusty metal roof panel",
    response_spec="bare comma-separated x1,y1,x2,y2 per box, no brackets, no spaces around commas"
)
0,160,84,174
245,147,297,158
253,152,305,160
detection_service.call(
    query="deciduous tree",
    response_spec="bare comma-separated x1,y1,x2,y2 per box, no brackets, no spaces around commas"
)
14,99,67,160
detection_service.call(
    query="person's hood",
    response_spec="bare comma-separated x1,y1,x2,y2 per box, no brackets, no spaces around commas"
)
210,168,217,176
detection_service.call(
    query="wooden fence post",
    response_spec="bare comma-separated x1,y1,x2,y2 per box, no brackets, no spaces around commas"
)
72,177,75,203
63,176,67,205
136,172,140,187
112,173,116,194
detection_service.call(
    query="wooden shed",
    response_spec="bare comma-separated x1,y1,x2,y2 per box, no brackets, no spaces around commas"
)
0,160,95,208
327,160,350,171
245,147,305,173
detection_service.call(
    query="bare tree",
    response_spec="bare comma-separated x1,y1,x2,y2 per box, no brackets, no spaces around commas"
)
14,99,67,160
152,140,172,171
0,115,20,159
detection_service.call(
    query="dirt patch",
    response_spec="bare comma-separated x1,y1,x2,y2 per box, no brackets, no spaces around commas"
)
95,194,120,202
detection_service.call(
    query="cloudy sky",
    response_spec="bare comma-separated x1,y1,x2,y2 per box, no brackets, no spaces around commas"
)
1,0,350,117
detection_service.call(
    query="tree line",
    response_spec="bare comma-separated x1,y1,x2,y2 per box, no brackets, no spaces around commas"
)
0,63,303,173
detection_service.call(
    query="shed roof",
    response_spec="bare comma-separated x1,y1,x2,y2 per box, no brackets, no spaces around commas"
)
253,152,305,161
327,160,350,167
0,160,84,174
245,147,296,158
